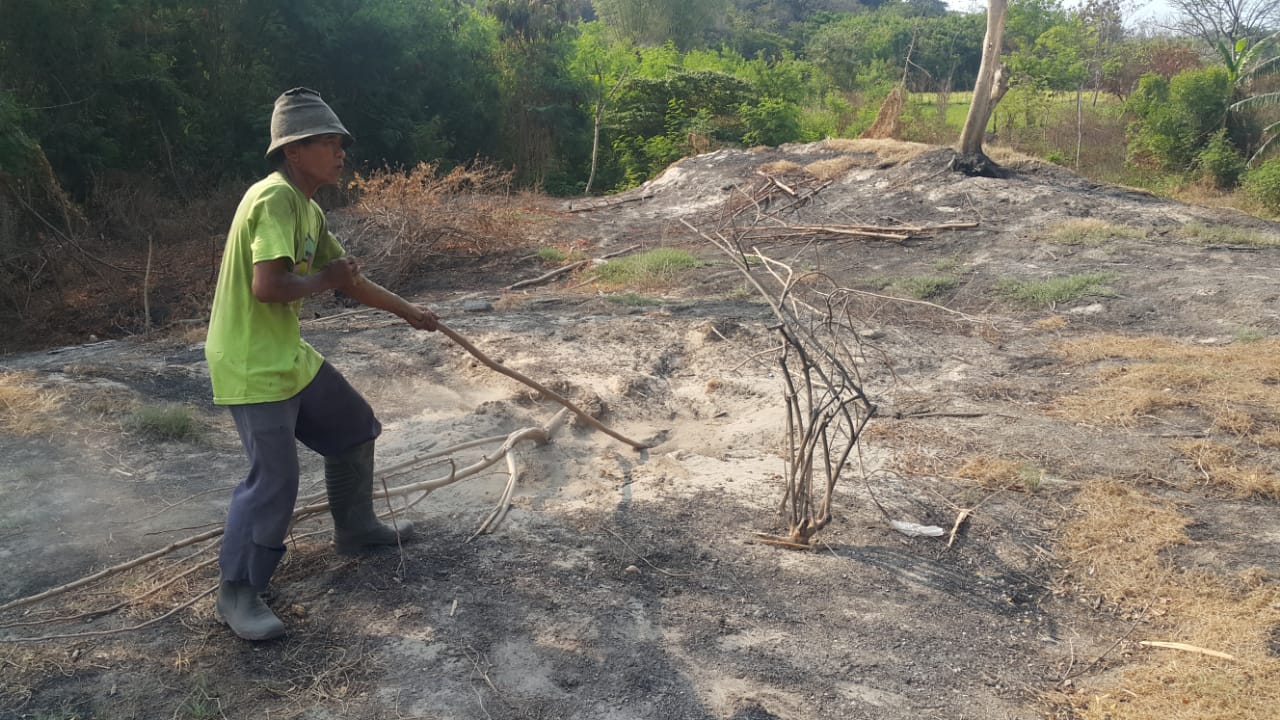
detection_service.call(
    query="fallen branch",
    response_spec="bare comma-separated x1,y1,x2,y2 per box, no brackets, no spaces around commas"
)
505,260,588,291
0,583,217,644
947,508,972,548
0,527,224,614
1139,641,1236,661
470,408,570,540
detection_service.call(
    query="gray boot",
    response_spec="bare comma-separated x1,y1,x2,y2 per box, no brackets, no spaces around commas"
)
215,580,285,641
325,440,414,555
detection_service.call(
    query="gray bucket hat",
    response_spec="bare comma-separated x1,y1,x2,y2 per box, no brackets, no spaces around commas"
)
264,87,354,159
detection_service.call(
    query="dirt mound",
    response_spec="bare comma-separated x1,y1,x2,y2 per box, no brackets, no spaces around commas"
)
3,144,1280,720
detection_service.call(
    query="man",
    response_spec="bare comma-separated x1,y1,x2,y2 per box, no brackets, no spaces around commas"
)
205,87,438,641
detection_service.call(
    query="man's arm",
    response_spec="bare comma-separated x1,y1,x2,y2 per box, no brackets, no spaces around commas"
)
252,256,437,331
252,256,359,304
343,274,438,331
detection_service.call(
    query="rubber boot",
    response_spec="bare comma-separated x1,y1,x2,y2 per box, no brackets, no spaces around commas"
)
215,580,285,641
325,440,414,555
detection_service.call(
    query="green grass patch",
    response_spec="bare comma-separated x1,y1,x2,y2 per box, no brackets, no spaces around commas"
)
604,293,663,307
1234,327,1267,343
128,403,202,442
1176,223,1280,247
996,272,1117,308
1047,219,1145,245
595,248,703,289
892,274,959,300
536,246,584,263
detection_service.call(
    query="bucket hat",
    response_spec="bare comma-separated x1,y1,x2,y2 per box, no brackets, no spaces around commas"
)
265,87,354,159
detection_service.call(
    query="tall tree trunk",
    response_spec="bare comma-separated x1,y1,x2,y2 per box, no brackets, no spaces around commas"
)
957,0,1009,156
1075,85,1084,170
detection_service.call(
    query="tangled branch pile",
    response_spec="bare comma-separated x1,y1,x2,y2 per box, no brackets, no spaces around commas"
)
684,166,981,545
345,160,527,288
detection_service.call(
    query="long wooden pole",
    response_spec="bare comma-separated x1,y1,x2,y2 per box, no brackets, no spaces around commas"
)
435,321,651,451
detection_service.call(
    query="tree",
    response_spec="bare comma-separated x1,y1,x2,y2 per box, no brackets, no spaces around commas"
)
592,0,730,49
1229,30,1280,161
956,0,1010,171
1167,0,1280,53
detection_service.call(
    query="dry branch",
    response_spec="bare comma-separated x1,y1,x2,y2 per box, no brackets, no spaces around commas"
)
435,321,650,450
505,260,588,290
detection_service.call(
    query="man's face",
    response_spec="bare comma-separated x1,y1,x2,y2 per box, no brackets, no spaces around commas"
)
285,134,346,187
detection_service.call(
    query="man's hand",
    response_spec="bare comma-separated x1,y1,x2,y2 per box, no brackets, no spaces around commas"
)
403,305,438,332
320,256,362,291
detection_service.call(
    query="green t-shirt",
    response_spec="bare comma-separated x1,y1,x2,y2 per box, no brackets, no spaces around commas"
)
205,172,344,405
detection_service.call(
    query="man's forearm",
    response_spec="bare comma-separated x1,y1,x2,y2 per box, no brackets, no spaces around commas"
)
345,277,416,319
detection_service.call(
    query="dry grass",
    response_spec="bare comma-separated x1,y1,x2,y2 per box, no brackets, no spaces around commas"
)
757,159,803,176
1032,315,1069,330
0,370,64,435
1053,335,1280,432
984,144,1052,168
1046,218,1145,245
955,456,1041,491
346,160,536,288
1056,480,1280,720
860,84,906,140
805,156,862,181
819,138,934,166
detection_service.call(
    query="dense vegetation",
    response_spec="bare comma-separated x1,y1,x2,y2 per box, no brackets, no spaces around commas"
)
0,0,1277,345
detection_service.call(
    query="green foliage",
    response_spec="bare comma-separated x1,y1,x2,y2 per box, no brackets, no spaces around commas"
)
741,97,803,146
1243,158,1280,213
1196,129,1247,188
592,0,729,49
804,11,984,94
996,273,1117,307
128,403,202,442
1127,66,1233,172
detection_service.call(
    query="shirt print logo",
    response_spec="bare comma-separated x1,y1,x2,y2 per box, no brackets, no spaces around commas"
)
296,234,317,274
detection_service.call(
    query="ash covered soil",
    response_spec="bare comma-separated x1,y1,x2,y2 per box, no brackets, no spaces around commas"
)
3,139,1280,720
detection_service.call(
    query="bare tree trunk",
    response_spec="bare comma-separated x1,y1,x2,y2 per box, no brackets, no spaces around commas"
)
585,67,627,196
1075,85,1084,170
957,0,1009,157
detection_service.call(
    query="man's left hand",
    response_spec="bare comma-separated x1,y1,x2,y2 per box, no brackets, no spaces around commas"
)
405,305,438,331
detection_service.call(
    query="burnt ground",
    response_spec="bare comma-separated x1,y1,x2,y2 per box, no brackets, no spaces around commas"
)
2,139,1280,719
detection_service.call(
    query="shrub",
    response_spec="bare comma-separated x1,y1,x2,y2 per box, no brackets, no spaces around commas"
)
128,403,201,442
595,248,703,288
996,272,1117,307
1243,158,1280,214
1195,129,1247,189
346,161,528,288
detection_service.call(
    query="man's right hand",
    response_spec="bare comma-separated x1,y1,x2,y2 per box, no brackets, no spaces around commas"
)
321,256,362,291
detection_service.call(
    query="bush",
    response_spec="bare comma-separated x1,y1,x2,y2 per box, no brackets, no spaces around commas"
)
128,403,201,442
1195,129,1246,189
346,161,527,288
740,97,803,147
1243,158,1280,214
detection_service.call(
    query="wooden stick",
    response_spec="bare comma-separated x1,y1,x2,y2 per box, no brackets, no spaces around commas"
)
0,527,224,614
1139,641,1236,661
0,583,217,644
435,321,651,450
947,508,972,548
505,260,588,290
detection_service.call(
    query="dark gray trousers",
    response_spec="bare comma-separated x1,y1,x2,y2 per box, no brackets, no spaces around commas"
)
220,362,381,590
